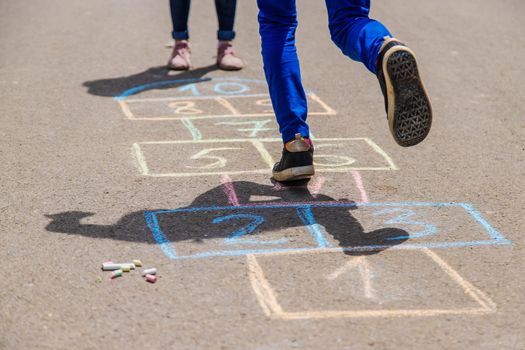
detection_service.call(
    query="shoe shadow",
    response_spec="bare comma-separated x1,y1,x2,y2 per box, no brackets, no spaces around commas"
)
82,64,219,98
45,181,408,256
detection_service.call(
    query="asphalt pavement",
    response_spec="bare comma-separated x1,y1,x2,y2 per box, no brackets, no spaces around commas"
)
1,0,524,349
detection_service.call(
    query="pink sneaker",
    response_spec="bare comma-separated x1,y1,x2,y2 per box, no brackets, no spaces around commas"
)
217,41,245,71
167,40,191,70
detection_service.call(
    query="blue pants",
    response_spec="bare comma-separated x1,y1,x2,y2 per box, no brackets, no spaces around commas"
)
257,0,392,142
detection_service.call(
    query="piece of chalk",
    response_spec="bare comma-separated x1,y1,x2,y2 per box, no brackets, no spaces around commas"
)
102,263,122,271
102,263,135,271
121,265,131,272
111,269,123,279
133,259,142,267
145,274,157,283
142,268,156,276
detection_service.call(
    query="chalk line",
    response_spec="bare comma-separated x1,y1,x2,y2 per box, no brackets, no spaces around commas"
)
220,174,239,206
351,170,369,203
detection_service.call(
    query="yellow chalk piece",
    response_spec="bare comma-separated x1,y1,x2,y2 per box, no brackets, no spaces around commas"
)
133,259,142,267
121,265,131,272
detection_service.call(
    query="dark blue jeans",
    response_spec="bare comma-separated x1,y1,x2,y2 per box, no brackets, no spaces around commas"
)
257,0,392,142
170,0,237,41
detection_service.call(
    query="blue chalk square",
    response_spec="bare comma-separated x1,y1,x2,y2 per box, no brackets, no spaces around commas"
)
145,202,511,260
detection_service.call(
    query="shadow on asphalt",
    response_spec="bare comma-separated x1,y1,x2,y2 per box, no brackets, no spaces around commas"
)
82,64,219,97
45,181,408,256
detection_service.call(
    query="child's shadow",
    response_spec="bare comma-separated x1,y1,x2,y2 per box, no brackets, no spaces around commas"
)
45,180,408,256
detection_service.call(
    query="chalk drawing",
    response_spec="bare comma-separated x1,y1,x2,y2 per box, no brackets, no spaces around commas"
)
131,138,397,177
144,202,510,260
181,118,202,141
213,214,287,245
214,120,274,138
220,174,239,206
185,147,242,169
119,93,335,121
247,248,497,319
351,171,369,203
326,257,376,299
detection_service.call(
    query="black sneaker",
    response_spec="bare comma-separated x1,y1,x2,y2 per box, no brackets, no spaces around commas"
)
376,38,432,147
272,133,314,182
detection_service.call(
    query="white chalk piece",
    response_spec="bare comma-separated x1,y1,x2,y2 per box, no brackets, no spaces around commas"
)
102,263,122,271
102,263,135,271
142,268,157,276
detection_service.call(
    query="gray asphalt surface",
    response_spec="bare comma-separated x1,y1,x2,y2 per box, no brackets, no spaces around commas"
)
1,0,524,349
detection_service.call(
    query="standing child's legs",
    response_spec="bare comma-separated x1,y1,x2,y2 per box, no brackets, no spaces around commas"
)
170,0,191,40
215,0,236,41
215,0,245,70
168,0,192,70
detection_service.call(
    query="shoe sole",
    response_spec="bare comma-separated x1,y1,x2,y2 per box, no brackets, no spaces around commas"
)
383,46,432,147
272,165,315,182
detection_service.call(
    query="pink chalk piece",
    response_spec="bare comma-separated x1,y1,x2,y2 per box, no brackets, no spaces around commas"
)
145,274,157,283
220,174,239,206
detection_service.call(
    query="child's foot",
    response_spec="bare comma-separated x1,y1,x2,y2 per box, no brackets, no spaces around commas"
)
167,40,191,70
376,37,432,147
217,41,245,71
272,134,314,182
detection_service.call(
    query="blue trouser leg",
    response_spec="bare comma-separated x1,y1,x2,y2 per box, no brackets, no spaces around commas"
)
257,0,309,143
257,0,393,142
325,0,391,74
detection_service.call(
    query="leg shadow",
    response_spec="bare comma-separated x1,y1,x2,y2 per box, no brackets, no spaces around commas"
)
45,181,408,255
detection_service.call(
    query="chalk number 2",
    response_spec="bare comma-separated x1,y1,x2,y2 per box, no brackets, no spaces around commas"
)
212,214,287,245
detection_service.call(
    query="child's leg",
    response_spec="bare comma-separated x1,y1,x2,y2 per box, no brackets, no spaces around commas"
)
215,0,245,70
215,0,236,41
170,0,191,40
168,0,192,70
324,0,391,73
325,0,432,147
257,0,309,143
